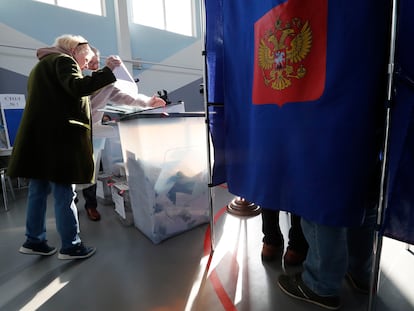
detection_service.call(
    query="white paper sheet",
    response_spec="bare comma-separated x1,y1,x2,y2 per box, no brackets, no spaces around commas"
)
112,61,138,97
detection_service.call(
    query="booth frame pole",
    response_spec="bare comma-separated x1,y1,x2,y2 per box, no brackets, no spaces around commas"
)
199,0,216,252
368,0,398,310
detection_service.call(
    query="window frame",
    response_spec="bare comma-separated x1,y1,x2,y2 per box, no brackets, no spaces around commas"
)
132,0,196,37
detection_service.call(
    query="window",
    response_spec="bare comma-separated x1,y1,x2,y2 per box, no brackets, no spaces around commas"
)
132,0,195,37
34,0,104,16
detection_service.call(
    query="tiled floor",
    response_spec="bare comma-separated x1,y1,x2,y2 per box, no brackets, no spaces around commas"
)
0,184,413,311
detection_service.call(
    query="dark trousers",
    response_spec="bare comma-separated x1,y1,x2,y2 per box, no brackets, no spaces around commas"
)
82,184,97,209
261,208,308,253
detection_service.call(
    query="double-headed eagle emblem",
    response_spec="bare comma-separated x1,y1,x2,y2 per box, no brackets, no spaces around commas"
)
258,18,312,90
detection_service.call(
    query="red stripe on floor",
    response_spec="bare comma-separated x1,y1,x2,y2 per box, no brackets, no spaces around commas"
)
209,270,238,311
203,205,238,311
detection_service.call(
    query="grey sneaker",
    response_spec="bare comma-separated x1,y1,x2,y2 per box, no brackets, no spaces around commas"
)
19,240,57,256
278,273,341,310
58,243,96,260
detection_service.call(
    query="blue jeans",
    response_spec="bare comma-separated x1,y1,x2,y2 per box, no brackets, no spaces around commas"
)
301,207,377,296
25,179,81,249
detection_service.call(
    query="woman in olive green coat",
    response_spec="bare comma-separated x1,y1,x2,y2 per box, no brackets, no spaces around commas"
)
9,34,120,260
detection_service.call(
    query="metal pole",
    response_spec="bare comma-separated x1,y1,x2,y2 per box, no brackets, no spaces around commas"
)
199,0,216,252
368,0,398,310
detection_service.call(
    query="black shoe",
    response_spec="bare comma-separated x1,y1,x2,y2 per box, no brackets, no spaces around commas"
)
345,273,369,294
19,240,57,256
278,273,341,310
58,243,96,260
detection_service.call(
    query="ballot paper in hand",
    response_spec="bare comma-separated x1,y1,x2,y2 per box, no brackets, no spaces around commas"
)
112,61,138,98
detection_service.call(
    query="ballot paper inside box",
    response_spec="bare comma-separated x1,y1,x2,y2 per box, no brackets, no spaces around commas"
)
126,150,209,244
118,115,209,244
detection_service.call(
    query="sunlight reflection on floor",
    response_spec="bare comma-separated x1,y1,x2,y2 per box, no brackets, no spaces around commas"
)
20,277,69,311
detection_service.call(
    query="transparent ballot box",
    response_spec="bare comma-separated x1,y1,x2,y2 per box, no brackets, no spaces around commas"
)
117,112,209,244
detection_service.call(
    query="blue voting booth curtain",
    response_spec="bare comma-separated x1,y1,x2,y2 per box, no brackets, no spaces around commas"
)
205,0,223,105
208,105,226,186
205,0,226,186
206,0,391,226
382,0,414,244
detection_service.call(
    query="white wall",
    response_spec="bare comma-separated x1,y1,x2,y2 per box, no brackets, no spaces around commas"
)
0,23,43,76
135,40,204,96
